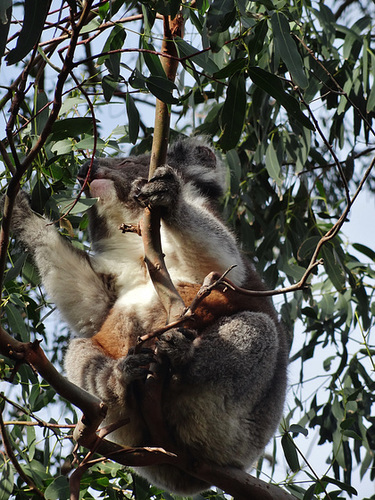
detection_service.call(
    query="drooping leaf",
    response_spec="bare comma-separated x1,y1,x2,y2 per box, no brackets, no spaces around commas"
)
98,25,126,80
51,117,94,139
6,0,51,65
206,0,235,36
146,76,178,104
5,303,29,342
248,67,314,130
142,40,167,78
175,37,219,74
321,245,346,291
281,432,300,472
126,92,140,144
271,12,309,89
265,141,283,187
102,74,119,102
0,2,11,65
219,72,246,151
0,458,14,500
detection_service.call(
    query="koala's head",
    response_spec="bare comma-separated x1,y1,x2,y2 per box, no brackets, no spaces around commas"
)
77,137,224,244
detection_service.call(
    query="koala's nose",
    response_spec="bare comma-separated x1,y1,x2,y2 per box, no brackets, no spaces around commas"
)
77,159,99,185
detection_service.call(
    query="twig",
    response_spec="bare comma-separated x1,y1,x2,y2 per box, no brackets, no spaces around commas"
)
297,88,351,205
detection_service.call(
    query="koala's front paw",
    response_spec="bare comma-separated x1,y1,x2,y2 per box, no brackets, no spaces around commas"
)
116,348,155,384
134,166,180,210
156,328,196,367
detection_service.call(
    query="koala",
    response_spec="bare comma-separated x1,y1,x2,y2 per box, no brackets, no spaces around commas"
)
6,137,289,495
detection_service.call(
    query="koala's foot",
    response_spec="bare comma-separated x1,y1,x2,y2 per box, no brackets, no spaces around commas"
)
133,166,180,210
156,328,196,368
116,348,155,384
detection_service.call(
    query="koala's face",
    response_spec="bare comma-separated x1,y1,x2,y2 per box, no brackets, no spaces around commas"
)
78,155,151,244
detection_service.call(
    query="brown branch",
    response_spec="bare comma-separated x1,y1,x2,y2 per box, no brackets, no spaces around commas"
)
0,327,107,428
142,12,186,324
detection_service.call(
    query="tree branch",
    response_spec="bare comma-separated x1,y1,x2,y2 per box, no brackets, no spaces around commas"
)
141,12,186,324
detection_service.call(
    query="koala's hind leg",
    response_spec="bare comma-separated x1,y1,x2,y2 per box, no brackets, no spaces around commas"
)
6,192,115,337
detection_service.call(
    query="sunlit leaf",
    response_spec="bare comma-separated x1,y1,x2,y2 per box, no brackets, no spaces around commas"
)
265,141,283,187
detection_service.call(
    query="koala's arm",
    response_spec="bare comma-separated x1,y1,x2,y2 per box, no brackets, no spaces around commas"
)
6,193,114,337
138,168,247,285
64,338,153,404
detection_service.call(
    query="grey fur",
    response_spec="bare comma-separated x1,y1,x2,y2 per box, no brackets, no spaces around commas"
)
6,138,288,495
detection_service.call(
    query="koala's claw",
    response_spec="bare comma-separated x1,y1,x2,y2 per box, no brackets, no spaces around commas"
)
156,328,195,367
134,166,180,210
117,350,155,384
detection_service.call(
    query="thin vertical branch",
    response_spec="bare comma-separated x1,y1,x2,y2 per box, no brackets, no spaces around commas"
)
142,12,186,323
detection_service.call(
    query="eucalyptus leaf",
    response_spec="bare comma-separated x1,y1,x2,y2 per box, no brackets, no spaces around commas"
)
126,92,140,144
6,0,51,65
271,12,308,89
219,72,246,150
146,76,179,104
281,432,300,472
248,67,314,130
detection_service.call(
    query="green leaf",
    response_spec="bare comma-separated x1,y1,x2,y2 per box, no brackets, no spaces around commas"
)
0,458,14,500
5,303,29,342
321,245,346,291
248,67,314,130
6,0,51,65
320,476,358,495
126,93,140,144
53,195,97,215
213,58,247,79
352,242,375,261
175,37,219,74
219,72,246,151
142,40,167,78
102,74,118,102
45,476,70,500
0,2,11,65
51,117,94,138
281,432,300,472
31,179,50,215
146,76,178,104
50,139,74,156
98,25,126,65
289,424,308,437
206,0,235,35
271,12,308,89
265,141,283,187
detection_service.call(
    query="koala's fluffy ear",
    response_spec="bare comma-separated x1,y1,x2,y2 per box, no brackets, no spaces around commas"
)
194,144,217,170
